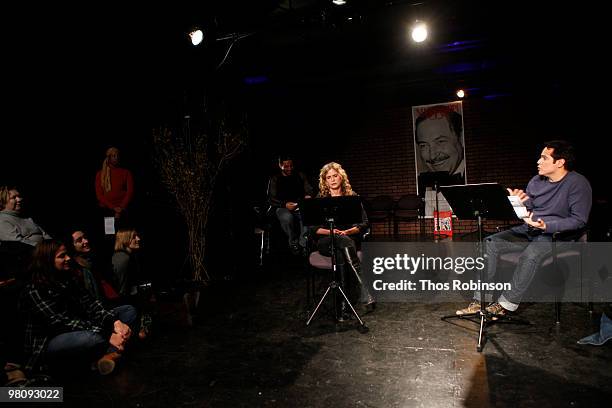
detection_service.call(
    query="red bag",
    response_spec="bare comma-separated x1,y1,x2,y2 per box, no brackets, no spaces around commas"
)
100,279,120,300
434,210,453,237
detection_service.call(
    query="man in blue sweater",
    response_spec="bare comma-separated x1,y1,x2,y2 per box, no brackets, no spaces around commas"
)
456,140,592,318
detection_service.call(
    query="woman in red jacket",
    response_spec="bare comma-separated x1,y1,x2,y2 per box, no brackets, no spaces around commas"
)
95,147,134,228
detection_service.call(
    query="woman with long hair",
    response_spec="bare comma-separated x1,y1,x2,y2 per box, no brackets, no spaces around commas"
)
112,228,153,339
67,230,119,304
95,147,134,228
313,162,376,319
20,240,137,375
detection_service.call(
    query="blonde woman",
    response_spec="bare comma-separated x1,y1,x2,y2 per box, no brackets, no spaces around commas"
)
95,147,134,227
111,229,142,297
312,162,375,318
112,228,153,339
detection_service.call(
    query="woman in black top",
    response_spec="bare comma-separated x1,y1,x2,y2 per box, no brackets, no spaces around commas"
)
312,162,375,316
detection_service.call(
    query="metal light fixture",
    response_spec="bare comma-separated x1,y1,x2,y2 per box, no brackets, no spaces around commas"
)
411,21,428,43
189,29,204,46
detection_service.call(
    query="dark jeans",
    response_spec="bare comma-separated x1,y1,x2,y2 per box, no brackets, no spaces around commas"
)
276,208,306,247
476,224,553,306
45,305,138,368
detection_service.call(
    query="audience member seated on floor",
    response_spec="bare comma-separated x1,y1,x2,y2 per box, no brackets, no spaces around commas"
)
68,230,120,305
268,156,314,255
456,140,592,319
310,162,376,320
95,146,134,230
112,229,153,340
19,240,138,376
0,186,51,246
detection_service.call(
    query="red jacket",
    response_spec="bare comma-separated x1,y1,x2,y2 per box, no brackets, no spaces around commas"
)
95,167,134,209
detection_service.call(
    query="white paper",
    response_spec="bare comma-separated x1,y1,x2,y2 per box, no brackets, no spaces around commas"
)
104,217,116,235
424,187,452,218
508,195,529,219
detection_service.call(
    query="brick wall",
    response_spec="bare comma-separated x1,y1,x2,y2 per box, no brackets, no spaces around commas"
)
328,96,545,237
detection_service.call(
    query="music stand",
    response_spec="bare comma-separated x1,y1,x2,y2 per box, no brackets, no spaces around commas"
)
301,196,367,329
438,183,528,352
418,171,460,237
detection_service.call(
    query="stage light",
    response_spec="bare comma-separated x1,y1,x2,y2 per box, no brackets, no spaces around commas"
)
332,0,346,5
411,21,428,43
189,29,204,46
456,89,465,98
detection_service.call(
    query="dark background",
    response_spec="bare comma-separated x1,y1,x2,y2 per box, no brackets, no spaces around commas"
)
2,0,607,284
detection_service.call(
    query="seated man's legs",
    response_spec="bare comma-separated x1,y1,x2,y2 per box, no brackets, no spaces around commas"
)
458,226,530,315
477,227,531,302
276,208,300,251
498,234,552,311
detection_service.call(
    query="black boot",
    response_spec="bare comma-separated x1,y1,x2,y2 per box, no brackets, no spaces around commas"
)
343,246,376,311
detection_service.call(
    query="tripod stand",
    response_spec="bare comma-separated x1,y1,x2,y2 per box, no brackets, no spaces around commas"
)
439,183,529,352
305,218,366,328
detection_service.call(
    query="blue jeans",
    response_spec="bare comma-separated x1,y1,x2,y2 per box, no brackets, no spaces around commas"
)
45,305,138,364
276,208,307,247
475,224,553,306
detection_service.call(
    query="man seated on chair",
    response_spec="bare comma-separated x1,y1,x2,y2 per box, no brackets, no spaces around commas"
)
267,156,314,255
456,140,592,319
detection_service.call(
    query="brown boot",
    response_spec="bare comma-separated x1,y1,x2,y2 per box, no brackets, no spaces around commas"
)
4,363,27,386
96,352,122,375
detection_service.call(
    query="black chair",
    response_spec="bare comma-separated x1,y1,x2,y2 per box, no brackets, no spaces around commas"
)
253,205,269,266
498,228,589,324
365,195,394,237
393,194,424,238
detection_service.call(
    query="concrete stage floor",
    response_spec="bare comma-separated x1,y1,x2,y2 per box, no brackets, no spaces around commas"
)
55,247,612,407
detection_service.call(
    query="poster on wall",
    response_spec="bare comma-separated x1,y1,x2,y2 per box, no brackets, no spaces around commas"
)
412,101,467,218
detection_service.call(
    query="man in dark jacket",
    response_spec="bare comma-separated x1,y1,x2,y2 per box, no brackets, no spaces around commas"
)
267,157,314,255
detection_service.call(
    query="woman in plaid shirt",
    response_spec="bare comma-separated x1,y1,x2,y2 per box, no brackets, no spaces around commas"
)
20,240,138,375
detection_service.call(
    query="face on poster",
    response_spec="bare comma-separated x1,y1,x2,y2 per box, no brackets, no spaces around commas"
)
412,101,467,194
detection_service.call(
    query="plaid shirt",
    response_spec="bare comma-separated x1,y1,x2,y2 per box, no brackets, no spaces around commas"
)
20,276,116,372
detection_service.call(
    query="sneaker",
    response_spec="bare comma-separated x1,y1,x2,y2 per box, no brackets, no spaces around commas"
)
485,302,508,320
456,301,481,316
97,352,122,375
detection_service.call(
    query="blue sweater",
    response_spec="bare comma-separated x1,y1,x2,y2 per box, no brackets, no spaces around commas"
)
524,171,592,234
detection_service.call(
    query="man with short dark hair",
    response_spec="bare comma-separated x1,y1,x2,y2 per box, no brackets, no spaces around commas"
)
267,157,313,255
456,140,592,318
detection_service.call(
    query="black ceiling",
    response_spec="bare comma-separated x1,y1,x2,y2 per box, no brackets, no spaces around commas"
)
5,0,604,132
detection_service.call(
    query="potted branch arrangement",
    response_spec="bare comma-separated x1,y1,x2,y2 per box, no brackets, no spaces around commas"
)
151,117,246,325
